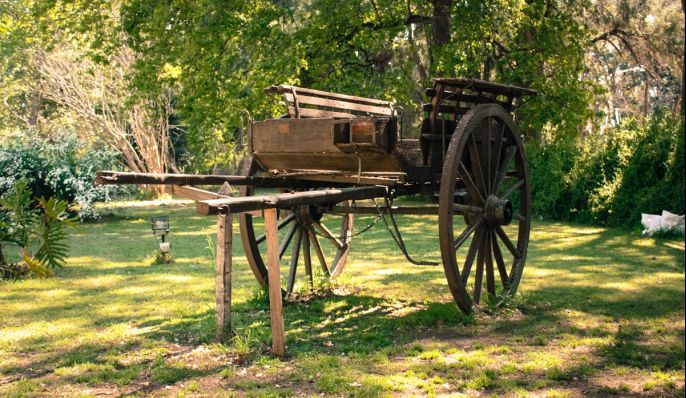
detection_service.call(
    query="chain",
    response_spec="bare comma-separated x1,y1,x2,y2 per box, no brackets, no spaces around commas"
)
290,204,384,243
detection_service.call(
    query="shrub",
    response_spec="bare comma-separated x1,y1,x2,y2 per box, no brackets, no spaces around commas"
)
0,132,131,220
0,180,78,280
527,112,684,228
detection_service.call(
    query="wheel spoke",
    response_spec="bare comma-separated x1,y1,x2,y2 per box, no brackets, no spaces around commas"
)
495,225,520,259
286,227,302,293
490,122,505,194
491,230,510,289
501,179,524,200
473,233,485,304
454,220,482,250
467,134,488,195
314,221,345,250
309,227,330,277
480,117,492,195
255,214,295,245
303,227,313,288
278,223,298,259
459,162,485,204
493,145,516,193
460,227,481,284
485,231,496,297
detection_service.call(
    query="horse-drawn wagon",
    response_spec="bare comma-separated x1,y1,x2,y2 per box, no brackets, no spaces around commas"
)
96,77,536,353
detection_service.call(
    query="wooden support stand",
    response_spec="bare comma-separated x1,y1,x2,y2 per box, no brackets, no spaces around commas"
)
215,212,232,341
264,208,286,356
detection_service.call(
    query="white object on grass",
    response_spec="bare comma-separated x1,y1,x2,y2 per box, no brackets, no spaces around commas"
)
641,210,685,236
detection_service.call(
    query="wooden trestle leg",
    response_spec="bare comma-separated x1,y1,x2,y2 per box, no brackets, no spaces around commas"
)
215,212,233,341
264,208,286,356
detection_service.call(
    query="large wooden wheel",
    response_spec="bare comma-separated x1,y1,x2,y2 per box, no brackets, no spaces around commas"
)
238,158,354,295
438,104,531,313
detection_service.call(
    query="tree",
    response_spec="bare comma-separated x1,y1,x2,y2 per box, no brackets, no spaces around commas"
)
36,46,179,190
586,0,685,120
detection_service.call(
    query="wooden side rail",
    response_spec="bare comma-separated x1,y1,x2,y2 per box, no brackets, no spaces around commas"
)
264,84,394,119
197,186,389,215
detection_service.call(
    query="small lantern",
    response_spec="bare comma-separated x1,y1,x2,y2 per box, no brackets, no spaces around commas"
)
151,215,171,262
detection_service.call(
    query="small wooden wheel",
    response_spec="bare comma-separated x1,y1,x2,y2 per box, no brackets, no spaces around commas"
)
438,104,531,313
238,158,354,295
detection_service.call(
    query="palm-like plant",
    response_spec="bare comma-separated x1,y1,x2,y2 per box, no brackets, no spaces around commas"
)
0,179,78,279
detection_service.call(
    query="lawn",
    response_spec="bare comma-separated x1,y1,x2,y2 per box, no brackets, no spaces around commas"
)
0,200,684,397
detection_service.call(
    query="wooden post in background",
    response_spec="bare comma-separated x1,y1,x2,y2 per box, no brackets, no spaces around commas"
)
264,208,286,356
215,212,232,341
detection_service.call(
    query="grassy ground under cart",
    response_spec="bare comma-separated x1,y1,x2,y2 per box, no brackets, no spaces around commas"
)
0,200,684,397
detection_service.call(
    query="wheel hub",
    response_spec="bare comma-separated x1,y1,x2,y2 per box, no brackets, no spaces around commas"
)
295,204,324,223
484,195,513,226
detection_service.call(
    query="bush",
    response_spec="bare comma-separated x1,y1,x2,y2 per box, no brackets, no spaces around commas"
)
527,112,684,228
0,179,78,280
0,132,131,221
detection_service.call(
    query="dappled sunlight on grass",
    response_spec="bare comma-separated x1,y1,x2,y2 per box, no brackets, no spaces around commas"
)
0,201,683,397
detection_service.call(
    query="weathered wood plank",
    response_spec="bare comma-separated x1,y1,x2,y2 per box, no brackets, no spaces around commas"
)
215,213,232,342
287,107,355,119
251,119,338,153
170,185,227,201
284,93,393,116
265,84,393,107
431,78,537,97
264,208,286,356
94,171,347,189
196,186,389,216
253,152,404,173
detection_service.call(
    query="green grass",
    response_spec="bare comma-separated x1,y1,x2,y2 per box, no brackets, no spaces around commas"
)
0,200,684,397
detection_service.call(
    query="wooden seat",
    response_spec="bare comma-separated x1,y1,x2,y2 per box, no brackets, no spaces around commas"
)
264,84,395,119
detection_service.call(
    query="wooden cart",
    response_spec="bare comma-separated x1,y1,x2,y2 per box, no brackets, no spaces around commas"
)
96,77,536,353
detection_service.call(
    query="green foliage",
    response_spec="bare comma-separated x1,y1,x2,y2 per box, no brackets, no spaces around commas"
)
0,132,130,221
0,179,77,279
34,196,78,268
119,0,597,168
528,112,685,227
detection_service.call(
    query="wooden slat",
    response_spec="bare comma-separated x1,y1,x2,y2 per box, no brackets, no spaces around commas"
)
170,185,227,201
424,90,511,108
197,186,389,215
264,208,286,357
431,77,537,97
287,106,355,119
266,84,393,107
215,213,232,342
284,93,393,116
423,103,473,114
253,151,404,174
292,174,400,186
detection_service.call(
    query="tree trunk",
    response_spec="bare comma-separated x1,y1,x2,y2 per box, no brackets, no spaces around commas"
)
682,0,685,114
643,76,650,117
0,242,6,266
432,0,451,47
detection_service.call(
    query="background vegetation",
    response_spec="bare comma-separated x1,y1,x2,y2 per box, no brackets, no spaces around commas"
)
1,0,684,227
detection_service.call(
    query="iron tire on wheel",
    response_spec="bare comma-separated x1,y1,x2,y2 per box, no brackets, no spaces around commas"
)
238,157,354,294
438,104,532,314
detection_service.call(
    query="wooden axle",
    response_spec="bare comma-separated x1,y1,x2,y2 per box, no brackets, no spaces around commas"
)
197,186,389,216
